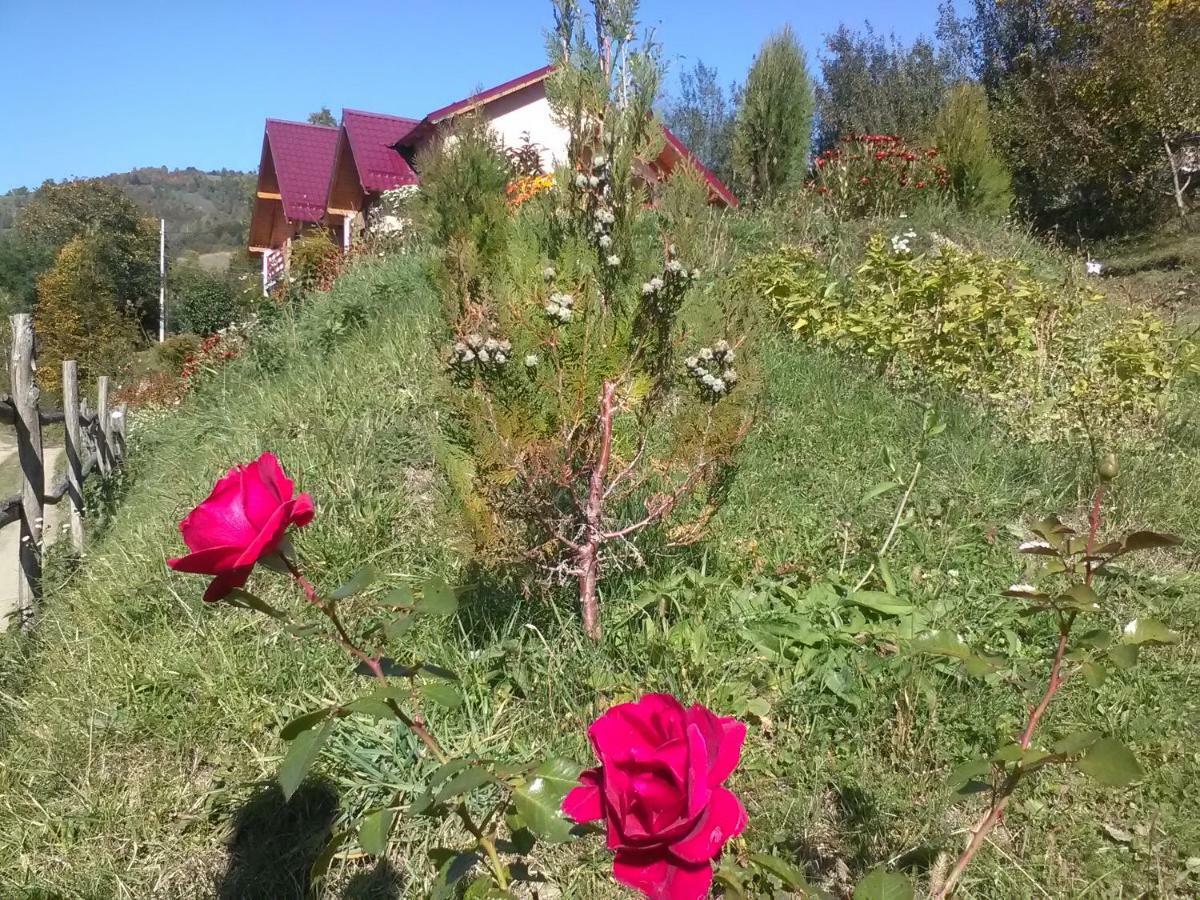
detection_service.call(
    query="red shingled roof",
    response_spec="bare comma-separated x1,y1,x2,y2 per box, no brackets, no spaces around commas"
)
265,119,339,222
341,109,420,191
659,125,739,208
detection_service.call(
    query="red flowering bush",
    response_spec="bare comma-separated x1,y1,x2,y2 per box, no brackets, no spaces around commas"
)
809,134,950,217
167,452,314,600
564,694,748,899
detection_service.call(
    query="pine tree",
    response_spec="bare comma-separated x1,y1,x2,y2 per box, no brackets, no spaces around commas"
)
932,83,1012,218
733,26,816,201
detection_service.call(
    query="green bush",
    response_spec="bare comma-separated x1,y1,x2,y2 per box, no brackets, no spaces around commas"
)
170,265,242,335
932,83,1013,219
746,234,1185,443
808,134,950,218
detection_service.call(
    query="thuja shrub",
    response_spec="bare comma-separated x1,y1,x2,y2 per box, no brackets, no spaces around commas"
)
808,133,950,217
748,235,1185,443
425,2,756,641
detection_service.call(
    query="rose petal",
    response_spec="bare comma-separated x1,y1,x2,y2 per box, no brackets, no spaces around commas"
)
685,705,746,786
684,723,712,819
234,504,292,569
291,492,315,528
168,545,251,575
241,453,293,529
668,787,747,864
562,769,603,823
179,468,256,550
613,848,714,900
590,694,687,762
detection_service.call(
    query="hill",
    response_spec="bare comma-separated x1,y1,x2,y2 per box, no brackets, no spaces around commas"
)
0,167,256,258
0,246,1195,897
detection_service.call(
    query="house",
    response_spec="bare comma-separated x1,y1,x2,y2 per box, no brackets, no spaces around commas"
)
248,65,736,289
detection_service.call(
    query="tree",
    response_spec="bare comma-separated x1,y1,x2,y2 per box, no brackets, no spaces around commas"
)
732,26,816,201
662,59,736,186
932,83,1012,218
307,107,337,127
816,24,954,150
17,179,158,326
33,236,139,395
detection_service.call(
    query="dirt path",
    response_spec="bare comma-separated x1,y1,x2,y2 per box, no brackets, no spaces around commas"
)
0,440,65,628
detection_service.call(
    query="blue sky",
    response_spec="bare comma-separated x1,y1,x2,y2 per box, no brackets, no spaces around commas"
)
0,1,947,193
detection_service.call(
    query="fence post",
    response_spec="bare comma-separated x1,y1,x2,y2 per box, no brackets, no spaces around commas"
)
62,359,85,554
9,314,44,631
97,375,111,476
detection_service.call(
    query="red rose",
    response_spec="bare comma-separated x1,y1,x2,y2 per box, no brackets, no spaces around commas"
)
563,694,747,899
167,452,314,601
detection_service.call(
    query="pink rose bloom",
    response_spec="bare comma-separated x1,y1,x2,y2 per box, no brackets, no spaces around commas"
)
167,452,314,601
563,694,748,899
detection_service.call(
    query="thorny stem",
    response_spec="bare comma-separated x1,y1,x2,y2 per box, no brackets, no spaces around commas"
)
937,484,1105,898
284,559,448,765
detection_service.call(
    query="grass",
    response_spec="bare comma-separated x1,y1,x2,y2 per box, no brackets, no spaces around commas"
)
0,247,1196,898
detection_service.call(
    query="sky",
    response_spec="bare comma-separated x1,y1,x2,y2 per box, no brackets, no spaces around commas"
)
0,0,948,193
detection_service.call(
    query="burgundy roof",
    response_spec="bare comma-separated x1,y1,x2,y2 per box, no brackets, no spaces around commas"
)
423,64,555,125
660,125,739,207
341,109,421,191
264,119,339,222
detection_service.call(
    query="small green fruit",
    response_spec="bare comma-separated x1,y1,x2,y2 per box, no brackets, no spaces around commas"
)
1098,453,1119,482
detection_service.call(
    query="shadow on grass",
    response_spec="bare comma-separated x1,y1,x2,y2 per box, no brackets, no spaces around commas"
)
216,778,340,900
340,859,405,899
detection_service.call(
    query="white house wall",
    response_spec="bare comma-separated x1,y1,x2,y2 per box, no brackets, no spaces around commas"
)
482,82,570,170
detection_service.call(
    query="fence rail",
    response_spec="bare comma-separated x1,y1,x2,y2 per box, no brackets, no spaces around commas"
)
1,314,126,632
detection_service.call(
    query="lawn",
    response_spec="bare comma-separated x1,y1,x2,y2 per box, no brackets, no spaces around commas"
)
0,251,1196,898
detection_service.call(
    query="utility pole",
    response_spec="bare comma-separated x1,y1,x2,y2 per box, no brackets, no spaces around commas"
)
158,217,166,342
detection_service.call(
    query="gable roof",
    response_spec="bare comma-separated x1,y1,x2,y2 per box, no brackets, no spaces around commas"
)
341,109,421,191
658,126,739,208
264,119,339,221
424,64,555,125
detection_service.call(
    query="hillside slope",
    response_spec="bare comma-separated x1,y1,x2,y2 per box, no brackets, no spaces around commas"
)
0,252,1195,898
0,167,255,257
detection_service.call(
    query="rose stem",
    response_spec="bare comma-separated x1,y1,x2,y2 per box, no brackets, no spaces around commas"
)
937,484,1104,898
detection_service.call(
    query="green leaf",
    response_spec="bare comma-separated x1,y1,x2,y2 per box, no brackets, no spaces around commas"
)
714,864,749,898
341,696,397,721
357,806,394,856
225,589,290,621
384,613,416,642
278,716,335,800
1051,731,1101,755
411,760,473,814
330,564,381,601
379,584,417,609
1120,618,1179,646
429,849,480,892
280,707,333,741
512,757,583,844
284,622,323,638
421,682,464,709
1081,661,1107,689
1059,584,1102,612
1121,530,1183,553
416,577,458,616
1108,644,1140,670
435,766,494,804
750,852,811,888
862,481,901,504
854,867,913,900
946,757,991,788
308,827,352,886
850,590,914,616
1075,738,1144,786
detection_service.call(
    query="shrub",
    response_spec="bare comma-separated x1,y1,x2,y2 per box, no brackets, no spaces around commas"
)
808,134,950,217
286,229,341,295
431,1,757,640
932,83,1013,219
748,234,1183,443
170,265,242,335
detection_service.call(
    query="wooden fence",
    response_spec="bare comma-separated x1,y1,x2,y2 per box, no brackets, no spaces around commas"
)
0,313,127,632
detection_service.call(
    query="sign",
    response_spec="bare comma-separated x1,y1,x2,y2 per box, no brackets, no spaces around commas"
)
263,249,285,295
